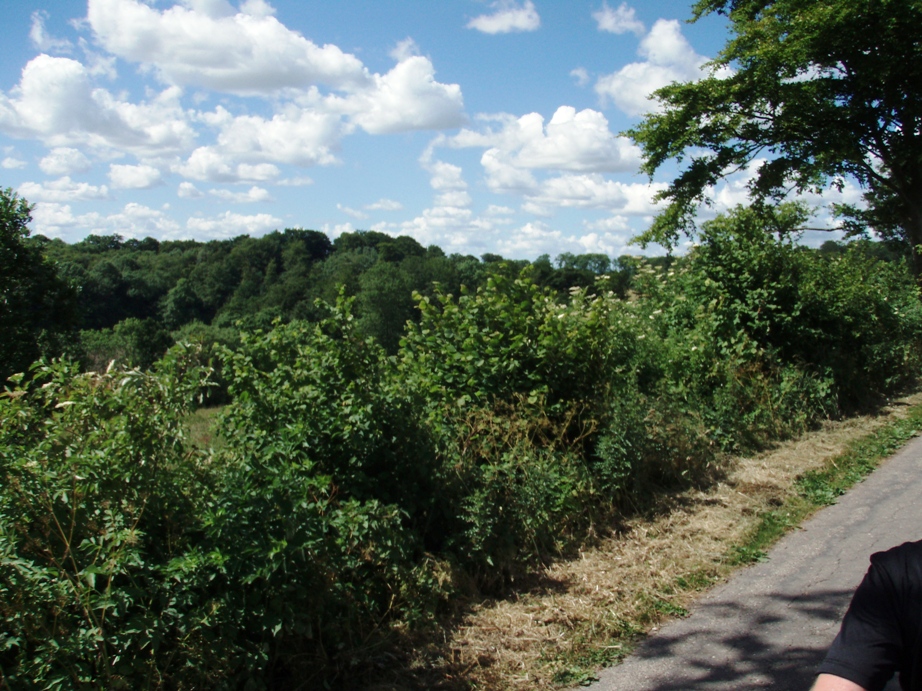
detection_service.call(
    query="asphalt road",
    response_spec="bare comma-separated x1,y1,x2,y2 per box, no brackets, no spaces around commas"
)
583,433,922,691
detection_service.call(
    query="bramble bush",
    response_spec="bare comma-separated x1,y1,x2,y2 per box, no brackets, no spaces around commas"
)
4,206,922,687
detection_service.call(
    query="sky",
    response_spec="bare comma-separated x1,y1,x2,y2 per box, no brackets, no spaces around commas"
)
0,0,859,258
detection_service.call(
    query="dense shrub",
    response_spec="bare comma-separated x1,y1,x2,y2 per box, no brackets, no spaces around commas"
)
0,348,212,688
4,206,922,688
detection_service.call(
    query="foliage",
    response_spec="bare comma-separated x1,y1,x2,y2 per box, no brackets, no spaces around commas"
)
0,348,213,688
0,188,77,382
629,0,922,276
6,200,922,686
79,318,174,372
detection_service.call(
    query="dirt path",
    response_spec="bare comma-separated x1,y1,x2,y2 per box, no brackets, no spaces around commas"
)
583,433,922,690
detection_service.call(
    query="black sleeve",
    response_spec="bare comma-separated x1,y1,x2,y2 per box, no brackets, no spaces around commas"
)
818,553,904,691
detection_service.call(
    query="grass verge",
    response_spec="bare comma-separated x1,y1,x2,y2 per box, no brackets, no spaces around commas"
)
728,400,922,569
416,392,922,690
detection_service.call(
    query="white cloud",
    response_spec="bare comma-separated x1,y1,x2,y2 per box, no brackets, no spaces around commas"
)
576,229,634,256
40,147,91,175
583,215,630,233
277,176,314,186
29,201,182,240
2,157,27,169
30,10,75,53
450,107,641,177
485,204,515,216
178,181,203,198
0,55,196,156
321,221,356,239
467,1,540,34
592,2,645,36
595,19,711,116
337,203,368,220
186,210,282,238
495,221,570,258
366,198,403,211
520,173,665,216
18,176,110,203
108,163,163,189
422,151,469,192
87,0,370,94
570,67,590,87
178,105,344,179
176,147,282,182
209,185,272,203
343,55,466,134
481,147,538,194
4,2,467,188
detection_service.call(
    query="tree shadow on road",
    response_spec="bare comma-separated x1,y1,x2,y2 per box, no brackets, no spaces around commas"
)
599,586,898,690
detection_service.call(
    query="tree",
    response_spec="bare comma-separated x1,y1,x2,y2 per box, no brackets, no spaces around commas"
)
629,0,922,276
0,189,77,381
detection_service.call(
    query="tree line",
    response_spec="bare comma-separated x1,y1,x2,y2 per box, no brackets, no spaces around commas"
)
3,198,648,384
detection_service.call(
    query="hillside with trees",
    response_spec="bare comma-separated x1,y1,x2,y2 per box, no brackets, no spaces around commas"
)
3,182,921,687
4,0,922,684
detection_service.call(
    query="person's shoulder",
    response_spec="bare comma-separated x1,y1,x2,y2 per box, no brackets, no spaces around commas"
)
870,539,922,579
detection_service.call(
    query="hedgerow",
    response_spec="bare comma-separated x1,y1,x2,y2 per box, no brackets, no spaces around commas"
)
3,206,922,688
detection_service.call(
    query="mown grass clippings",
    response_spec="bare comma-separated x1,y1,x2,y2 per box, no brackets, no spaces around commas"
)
398,391,922,690
728,400,922,570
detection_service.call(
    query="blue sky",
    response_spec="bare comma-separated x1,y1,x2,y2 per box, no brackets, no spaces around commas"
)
0,0,856,258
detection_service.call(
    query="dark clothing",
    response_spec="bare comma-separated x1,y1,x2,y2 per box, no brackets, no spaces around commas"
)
819,540,922,691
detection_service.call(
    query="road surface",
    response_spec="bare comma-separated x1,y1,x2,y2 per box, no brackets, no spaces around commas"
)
584,433,922,690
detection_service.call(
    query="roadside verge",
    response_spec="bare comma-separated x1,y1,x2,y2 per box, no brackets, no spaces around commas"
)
425,391,922,690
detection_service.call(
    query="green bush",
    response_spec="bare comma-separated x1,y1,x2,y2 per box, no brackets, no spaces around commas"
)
0,348,213,688
5,205,922,688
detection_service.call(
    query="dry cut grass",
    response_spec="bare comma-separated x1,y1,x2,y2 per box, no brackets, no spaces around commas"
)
400,392,922,690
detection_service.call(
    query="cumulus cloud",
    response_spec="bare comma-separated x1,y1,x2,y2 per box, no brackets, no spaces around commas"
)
451,107,641,174
29,201,182,240
2,2,466,198
467,1,540,34
108,163,163,189
595,19,712,116
186,210,282,238
0,55,195,156
209,185,272,203
495,221,568,258
30,10,74,53
343,55,466,134
576,229,634,257
40,147,91,175
2,157,27,169
366,198,403,211
583,215,630,233
177,181,204,198
443,106,642,198
519,173,665,216
277,176,314,186
592,2,644,36
18,176,110,203
196,105,345,167
87,0,370,94
337,203,368,220
570,68,590,87
176,146,282,183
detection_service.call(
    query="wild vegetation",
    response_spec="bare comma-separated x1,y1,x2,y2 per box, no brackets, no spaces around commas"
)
4,0,922,685
3,181,922,687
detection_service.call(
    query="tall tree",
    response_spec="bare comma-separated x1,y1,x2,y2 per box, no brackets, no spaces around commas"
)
629,0,922,275
0,189,77,381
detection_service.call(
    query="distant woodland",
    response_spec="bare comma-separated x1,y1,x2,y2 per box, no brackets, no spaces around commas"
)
12,225,647,377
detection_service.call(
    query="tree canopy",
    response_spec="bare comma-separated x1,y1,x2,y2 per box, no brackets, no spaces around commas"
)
629,0,922,274
0,188,76,380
